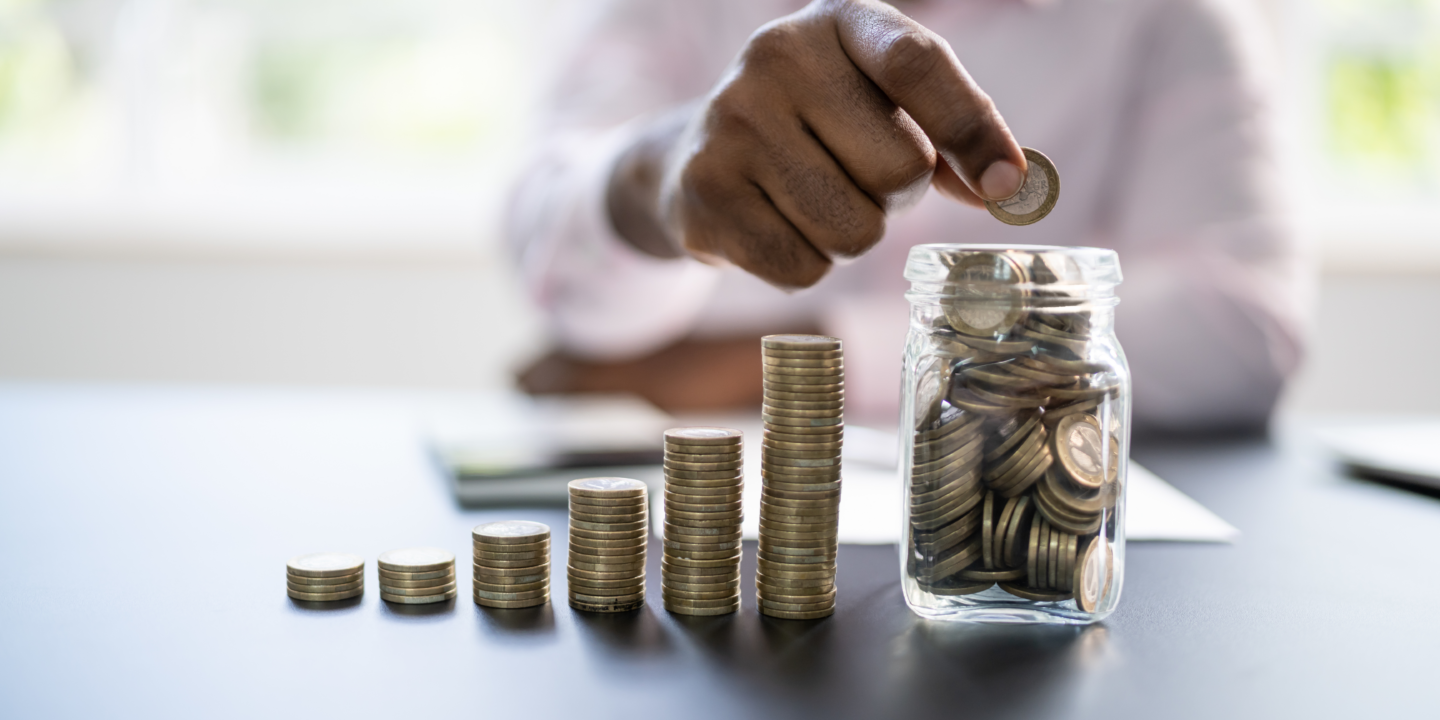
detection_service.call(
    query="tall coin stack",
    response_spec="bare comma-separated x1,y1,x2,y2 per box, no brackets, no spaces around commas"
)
286,552,364,602
567,477,648,613
758,334,844,620
472,521,551,609
661,427,744,616
377,548,457,604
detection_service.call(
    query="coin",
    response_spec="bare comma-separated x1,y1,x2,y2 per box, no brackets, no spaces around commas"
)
997,583,1071,602
665,427,743,446
667,451,743,465
918,581,991,596
568,477,648,499
472,520,550,545
287,552,364,578
380,581,457,597
287,578,364,595
473,562,550,577
379,573,455,589
1073,535,1113,612
665,459,744,472
569,599,645,613
763,390,845,403
382,589,457,604
661,585,741,601
762,335,841,351
474,595,548,609
377,548,454,574
570,509,647,525
473,579,547,594
471,539,550,554
759,607,834,620
287,586,364,602
566,572,644,589
984,150,1059,226
288,571,364,586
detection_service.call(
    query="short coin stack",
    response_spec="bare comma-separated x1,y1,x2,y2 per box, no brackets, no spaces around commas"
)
758,334,844,620
286,552,365,602
661,427,744,616
377,548,457,604
472,521,551,609
567,477,648,613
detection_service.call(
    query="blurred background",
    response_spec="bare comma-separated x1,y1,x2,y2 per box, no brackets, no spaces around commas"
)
0,0,1436,417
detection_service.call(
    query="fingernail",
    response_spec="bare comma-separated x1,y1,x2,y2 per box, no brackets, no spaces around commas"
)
980,161,1025,201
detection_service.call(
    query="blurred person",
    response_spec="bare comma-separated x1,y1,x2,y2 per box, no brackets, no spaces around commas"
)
506,0,1310,433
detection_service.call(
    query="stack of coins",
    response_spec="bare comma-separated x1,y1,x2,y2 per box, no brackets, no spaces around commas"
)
472,521,551,609
660,427,744,616
286,552,364,602
758,334,844,620
905,248,1119,608
377,548,457,604
567,477,648,613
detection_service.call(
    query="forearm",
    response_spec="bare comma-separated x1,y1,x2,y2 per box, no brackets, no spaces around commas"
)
605,104,696,259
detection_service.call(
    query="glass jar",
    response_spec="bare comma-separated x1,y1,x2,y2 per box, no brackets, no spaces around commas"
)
899,244,1128,624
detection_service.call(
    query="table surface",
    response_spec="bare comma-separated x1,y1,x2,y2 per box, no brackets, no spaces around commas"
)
1,385,1436,719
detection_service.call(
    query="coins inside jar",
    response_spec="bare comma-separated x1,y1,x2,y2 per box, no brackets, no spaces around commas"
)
905,247,1122,614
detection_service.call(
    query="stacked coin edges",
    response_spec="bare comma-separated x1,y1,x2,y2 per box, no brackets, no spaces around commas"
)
378,548,458,604
472,521,551,609
661,427,744,616
567,478,648,613
286,553,365,602
757,335,843,620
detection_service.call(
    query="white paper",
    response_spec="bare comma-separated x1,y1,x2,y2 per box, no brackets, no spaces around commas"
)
659,424,1239,544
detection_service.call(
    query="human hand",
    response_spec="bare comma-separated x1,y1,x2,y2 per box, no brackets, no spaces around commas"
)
607,0,1027,289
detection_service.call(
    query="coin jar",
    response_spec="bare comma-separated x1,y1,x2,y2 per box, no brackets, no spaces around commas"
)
899,244,1128,624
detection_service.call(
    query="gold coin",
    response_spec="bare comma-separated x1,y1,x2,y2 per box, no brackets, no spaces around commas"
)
471,520,550,545
569,532,648,548
474,556,552,570
665,484,744,499
665,490,742,505
664,469,744,482
569,520,647,534
663,602,739,616
569,542,645,558
287,586,364,602
762,422,847,438
568,477,648,499
377,573,455,589
1052,414,1116,491
756,571,834,589
660,560,739,577
565,581,644,597
763,436,843,452
661,595,740,610
660,576,740,592
288,570,364,586
473,579,547,594
376,548,454,574
763,477,843,493
567,495,648,508
569,598,646,613
473,587,548,601
763,398,844,412
759,606,834,620
286,552,364,579
665,459,744,472
762,348,843,359
287,578,363,594
761,462,842,477
664,536,740,551
764,428,844,443
762,334,841,351
666,451,743,465
761,414,843,429
565,572,644,589
1042,397,1102,425
472,545,550,560
474,595,548,609
663,553,741,569
566,500,648,515
472,561,550,578
382,589,456,604
763,355,844,368
1074,535,1113,613
660,585,740,601
763,377,845,390
379,580,457,597
758,534,836,550
474,572,550,588
664,427,743,446
763,390,844,403
568,557,646,573
471,538,550,554
570,510,647,526
756,561,836,578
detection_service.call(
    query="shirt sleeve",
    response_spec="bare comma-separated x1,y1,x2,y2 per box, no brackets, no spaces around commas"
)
1105,0,1313,431
504,0,790,361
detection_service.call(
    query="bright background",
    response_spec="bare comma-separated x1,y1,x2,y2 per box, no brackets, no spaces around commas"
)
0,0,1437,416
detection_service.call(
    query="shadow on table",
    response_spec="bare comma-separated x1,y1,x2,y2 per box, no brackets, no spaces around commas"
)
877,620,1114,714
379,598,456,620
287,596,363,613
572,604,675,657
476,603,556,636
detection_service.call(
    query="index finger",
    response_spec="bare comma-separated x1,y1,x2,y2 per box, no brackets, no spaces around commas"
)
829,0,1027,201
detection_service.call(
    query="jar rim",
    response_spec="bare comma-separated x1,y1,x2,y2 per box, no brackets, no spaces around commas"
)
904,244,1122,292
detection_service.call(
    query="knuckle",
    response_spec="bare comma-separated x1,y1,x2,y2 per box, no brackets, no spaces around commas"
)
742,21,804,69
832,208,886,259
877,31,944,94
878,145,935,194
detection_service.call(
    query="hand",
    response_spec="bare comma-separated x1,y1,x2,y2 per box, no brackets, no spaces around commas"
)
606,0,1027,289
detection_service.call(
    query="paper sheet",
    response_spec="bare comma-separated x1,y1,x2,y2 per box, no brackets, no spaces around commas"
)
660,425,1239,544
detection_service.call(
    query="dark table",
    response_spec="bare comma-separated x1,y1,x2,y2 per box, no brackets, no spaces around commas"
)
1,385,1436,719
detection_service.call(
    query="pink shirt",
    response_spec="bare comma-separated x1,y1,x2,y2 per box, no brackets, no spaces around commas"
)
507,0,1311,430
